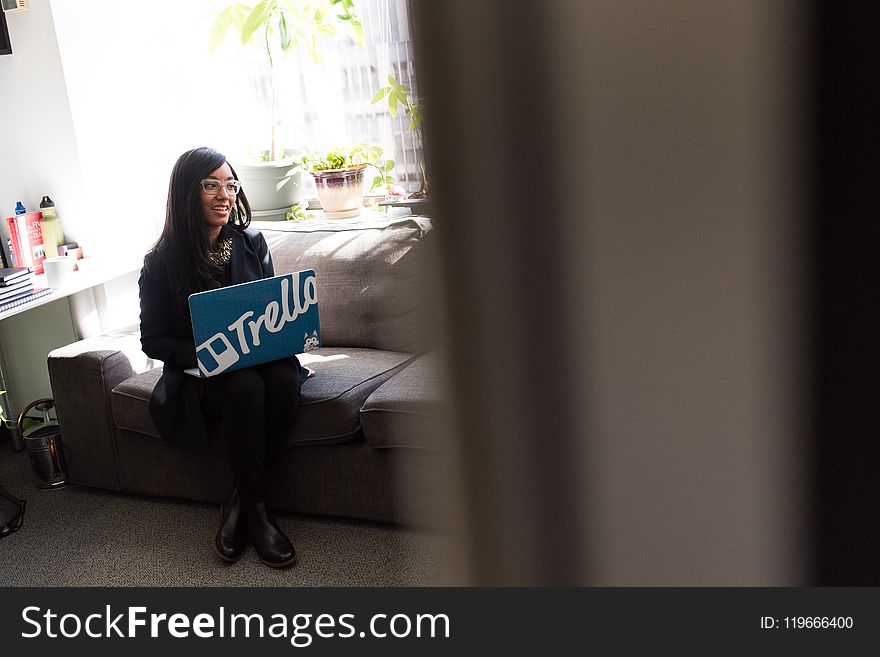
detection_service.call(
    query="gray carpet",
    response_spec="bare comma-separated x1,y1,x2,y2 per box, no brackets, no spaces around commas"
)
0,439,457,587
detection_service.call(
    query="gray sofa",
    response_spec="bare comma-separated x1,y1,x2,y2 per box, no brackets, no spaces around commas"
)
47,215,449,525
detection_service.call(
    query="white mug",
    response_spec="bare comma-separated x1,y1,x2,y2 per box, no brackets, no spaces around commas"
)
43,255,77,289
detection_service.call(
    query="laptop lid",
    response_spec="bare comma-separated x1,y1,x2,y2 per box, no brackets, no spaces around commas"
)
187,269,321,378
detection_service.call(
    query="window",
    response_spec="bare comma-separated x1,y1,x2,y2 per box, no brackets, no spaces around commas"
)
210,0,423,194
49,1,421,260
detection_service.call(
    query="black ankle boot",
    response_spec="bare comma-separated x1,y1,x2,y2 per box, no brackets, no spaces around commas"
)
213,485,248,562
244,502,297,568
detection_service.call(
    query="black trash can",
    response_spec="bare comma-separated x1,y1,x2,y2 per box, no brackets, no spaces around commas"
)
19,399,67,490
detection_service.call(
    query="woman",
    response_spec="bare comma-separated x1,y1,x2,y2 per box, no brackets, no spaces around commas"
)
139,147,308,568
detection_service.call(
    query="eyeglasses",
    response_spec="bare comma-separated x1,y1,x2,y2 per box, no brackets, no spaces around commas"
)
199,179,242,195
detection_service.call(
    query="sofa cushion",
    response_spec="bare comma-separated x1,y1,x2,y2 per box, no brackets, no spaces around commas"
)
292,348,413,446
111,348,414,448
257,216,435,354
110,367,165,439
360,351,448,450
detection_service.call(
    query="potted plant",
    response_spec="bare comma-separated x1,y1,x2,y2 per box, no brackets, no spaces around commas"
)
209,0,364,217
372,74,428,199
300,144,395,219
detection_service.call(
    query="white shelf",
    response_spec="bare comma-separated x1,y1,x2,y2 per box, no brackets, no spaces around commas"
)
0,258,142,322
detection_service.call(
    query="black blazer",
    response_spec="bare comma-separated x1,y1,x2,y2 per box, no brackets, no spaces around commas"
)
139,226,305,447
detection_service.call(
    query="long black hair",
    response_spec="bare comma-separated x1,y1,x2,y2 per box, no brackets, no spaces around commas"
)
147,147,251,304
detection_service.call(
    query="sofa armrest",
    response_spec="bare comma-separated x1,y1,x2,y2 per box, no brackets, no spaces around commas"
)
47,325,157,489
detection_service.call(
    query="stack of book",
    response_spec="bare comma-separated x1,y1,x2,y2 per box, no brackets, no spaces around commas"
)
0,267,51,314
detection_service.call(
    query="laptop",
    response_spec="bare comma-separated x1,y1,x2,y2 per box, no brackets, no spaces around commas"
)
186,270,321,378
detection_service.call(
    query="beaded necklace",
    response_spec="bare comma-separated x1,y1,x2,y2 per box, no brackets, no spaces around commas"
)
208,235,233,266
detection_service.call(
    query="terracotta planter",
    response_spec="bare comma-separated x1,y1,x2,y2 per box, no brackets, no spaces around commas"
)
311,165,367,219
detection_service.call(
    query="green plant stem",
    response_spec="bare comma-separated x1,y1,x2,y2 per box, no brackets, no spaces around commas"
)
265,22,277,162
414,129,428,196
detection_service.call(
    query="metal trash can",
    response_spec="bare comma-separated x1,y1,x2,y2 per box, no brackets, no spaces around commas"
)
19,398,68,490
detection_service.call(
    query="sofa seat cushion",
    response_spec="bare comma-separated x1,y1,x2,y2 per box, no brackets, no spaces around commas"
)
111,347,414,448
360,352,448,450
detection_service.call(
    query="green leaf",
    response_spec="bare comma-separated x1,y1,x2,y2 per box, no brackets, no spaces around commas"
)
388,93,398,118
388,74,397,86
350,19,365,45
285,200,309,221
393,87,410,107
308,34,323,64
278,0,300,17
371,87,390,104
371,175,385,193
407,103,423,130
241,0,273,44
208,7,235,51
278,10,291,50
231,4,250,31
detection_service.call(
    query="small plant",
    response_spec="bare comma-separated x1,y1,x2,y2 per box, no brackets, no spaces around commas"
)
372,75,427,197
300,144,395,193
372,75,422,131
285,200,318,221
249,147,300,163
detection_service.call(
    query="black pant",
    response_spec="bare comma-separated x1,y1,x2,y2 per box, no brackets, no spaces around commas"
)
202,358,302,505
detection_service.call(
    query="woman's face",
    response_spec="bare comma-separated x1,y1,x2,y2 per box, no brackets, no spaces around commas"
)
200,162,236,233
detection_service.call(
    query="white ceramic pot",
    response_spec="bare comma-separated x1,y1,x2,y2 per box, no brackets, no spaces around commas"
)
312,165,367,219
232,155,303,219
43,256,76,289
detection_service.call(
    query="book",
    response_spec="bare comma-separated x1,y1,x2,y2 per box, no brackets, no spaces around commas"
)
5,216,22,270
0,286,32,305
11,215,28,271
4,212,45,274
0,266,29,284
0,287,51,314
0,280,31,301
14,212,46,275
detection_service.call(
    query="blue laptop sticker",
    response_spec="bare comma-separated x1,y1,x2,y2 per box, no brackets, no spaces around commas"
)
188,270,321,378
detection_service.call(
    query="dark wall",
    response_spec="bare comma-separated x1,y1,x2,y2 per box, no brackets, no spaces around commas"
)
816,1,880,584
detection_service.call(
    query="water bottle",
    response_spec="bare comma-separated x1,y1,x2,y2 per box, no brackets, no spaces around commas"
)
39,196,64,258
14,201,26,215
